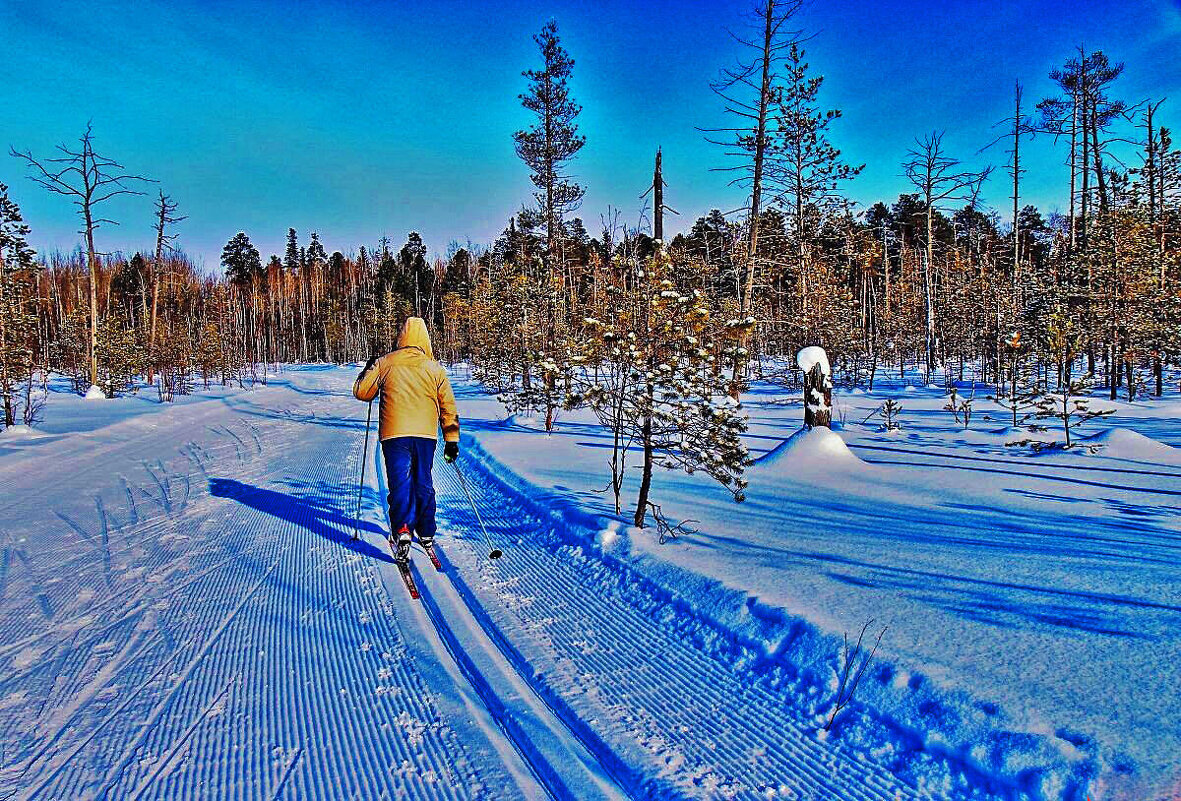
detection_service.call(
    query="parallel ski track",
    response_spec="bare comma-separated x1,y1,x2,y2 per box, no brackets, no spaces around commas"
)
433,453,1011,801
846,441,1181,481
2,390,509,800
367,438,629,801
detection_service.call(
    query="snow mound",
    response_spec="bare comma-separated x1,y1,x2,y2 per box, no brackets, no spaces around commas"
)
1082,427,1181,462
796,346,830,376
757,426,865,470
989,424,1055,441
0,425,41,438
505,413,548,430
84,385,107,400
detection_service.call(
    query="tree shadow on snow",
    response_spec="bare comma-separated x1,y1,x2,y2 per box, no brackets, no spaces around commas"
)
209,478,392,563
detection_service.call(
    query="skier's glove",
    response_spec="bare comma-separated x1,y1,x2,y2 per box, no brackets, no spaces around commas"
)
443,442,459,463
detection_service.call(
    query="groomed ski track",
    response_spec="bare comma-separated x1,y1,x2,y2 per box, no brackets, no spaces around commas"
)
0,367,1017,799
0,374,531,800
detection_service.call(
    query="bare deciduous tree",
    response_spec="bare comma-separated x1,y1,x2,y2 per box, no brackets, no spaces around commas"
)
703,0,804,395
11,123,153,391
148,190,185,385
902,131,992,380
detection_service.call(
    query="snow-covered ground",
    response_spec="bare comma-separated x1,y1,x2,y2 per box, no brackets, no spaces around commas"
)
456,365,1181,801
1,366,1177,800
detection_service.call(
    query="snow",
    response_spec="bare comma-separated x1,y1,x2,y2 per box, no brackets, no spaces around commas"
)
5,364,1180,801
756,425,865,471
0,369,543,800
0,424,42,438
504,413,548,430
1081,426,1181,463
796,345,831,376
83,384,107,400
461,366,1181,800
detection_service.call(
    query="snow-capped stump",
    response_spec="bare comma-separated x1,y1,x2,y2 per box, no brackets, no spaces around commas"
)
797,346,833,429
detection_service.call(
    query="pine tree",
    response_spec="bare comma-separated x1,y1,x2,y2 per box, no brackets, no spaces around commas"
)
222,232,262,286
513,19,586,269
0,183,35,269
570,245,750,527
1038,49,1128,250
770,43,863,296
398,232,432,319
0,182,38,427
284,228,300,273
682,209,741,297
306,231,328,268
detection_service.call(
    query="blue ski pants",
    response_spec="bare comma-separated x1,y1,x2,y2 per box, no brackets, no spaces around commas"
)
381,436,438,540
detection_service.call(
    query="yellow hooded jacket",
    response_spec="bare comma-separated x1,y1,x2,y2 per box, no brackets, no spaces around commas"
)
353,318,460,443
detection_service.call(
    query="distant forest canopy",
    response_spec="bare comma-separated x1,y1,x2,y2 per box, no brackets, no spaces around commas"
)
1,5,1179,432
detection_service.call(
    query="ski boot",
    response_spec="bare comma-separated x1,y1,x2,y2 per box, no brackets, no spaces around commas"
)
390,524,412,565
418,531,443,571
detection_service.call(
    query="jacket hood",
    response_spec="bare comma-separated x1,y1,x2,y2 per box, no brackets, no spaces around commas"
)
398,317,434,360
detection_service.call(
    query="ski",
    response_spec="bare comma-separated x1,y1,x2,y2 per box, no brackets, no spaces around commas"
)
388,536,420,599
423,543,443,572
396,559,420,599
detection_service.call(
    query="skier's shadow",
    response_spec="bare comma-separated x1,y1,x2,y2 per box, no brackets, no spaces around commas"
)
209,478,392,563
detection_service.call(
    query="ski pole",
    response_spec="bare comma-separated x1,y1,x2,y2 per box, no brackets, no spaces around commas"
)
450,460,502,559
353,399,374,541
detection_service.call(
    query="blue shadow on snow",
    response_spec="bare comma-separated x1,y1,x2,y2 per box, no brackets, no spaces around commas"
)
209,477,392,563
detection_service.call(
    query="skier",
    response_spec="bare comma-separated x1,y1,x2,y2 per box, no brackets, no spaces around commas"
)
353,317,460,565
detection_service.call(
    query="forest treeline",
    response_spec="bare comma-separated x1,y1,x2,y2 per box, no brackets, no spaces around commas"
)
1,5,1179,523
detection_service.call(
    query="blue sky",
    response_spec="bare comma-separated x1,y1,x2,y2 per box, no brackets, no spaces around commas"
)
4,0,1180,268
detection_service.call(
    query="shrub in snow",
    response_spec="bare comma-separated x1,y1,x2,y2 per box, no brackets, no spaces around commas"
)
94,309,148,397
469,256,573,434
825,619,887,732
943,386,975,429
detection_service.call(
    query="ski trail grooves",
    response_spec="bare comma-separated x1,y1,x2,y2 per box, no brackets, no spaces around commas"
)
367,440,630,801
432,450,1008,801
2,378,521,800
416,563,629,801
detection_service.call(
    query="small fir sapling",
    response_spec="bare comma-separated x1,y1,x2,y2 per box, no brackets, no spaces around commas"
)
880,399,902,431
990,331,1041,428
1019,374,1114,450
568,246,751,529
1009,316,1114,450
